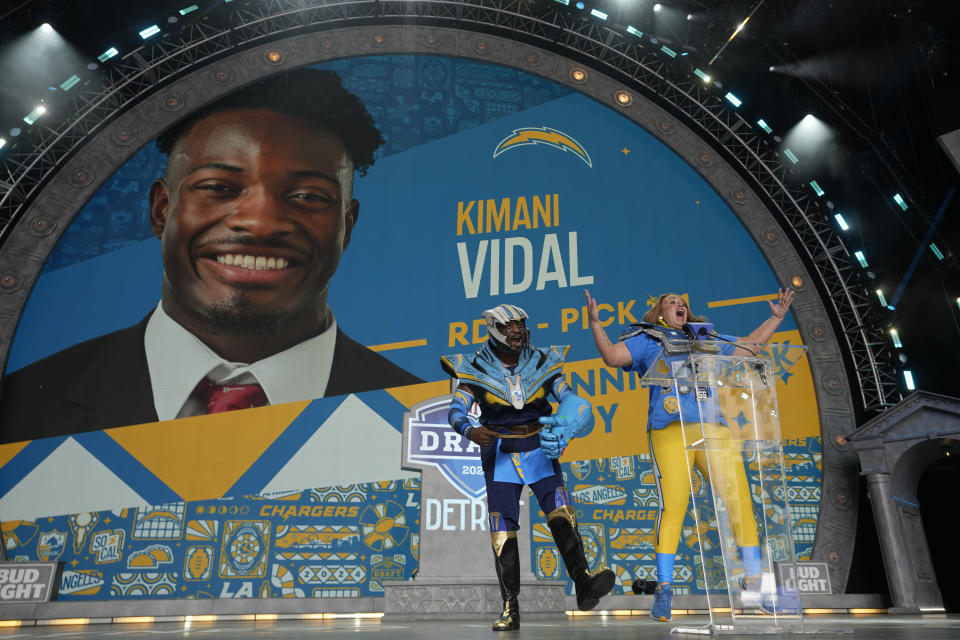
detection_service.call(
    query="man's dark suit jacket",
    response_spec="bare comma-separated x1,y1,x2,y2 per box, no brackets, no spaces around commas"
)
0,315,422,444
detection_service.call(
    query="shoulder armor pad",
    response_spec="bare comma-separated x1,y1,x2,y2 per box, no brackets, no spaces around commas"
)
618,323,652,342
540,345,570,366
618,322,692,355
440,353,467,378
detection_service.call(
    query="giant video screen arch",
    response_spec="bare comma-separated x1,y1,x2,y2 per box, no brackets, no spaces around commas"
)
0,47,824,602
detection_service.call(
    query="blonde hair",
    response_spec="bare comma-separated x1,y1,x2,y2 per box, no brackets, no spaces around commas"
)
642,293,706,325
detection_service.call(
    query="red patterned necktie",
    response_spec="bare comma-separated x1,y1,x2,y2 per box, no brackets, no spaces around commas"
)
194,378,268,414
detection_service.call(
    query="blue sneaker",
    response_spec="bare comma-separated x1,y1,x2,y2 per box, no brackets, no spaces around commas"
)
650,582,673,622
740,576,801,616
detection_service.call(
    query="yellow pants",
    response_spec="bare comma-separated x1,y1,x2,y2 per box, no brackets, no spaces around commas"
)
650,421,759,555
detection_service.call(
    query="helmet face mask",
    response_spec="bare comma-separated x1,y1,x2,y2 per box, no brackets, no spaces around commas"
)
496,319,529,353
482,304,530,354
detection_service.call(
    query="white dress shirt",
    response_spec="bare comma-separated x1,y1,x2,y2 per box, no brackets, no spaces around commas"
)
144,303,337,421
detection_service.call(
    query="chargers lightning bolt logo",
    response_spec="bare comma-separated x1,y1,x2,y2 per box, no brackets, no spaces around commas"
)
493,127,592,167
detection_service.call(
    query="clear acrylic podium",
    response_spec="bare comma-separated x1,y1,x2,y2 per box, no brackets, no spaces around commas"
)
640,340,807,635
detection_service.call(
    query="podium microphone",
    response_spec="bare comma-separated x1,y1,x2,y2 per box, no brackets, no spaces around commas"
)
685,322,714,340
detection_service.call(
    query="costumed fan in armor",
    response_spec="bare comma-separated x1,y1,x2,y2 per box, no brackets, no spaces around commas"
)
441,304,615,631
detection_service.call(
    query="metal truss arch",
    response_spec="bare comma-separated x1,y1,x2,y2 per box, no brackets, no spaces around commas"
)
0,0,900,591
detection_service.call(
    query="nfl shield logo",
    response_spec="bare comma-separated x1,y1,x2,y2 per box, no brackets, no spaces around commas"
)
405,398,487,500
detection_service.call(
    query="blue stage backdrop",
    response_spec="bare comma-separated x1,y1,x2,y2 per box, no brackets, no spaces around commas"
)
0,54,821,602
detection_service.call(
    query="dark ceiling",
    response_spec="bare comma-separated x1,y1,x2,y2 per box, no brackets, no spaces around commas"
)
1,0,958,397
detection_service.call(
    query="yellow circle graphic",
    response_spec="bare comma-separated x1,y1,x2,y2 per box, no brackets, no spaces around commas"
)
662,395,680,414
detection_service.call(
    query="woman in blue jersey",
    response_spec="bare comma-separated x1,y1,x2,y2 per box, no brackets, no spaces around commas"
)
584,288,794,622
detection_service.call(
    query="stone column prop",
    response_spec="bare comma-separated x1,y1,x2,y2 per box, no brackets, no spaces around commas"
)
864,473,918,613
847,391,960,614
383,396,566,620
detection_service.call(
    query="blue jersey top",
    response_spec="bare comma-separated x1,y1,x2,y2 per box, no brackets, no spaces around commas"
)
623,329,738,431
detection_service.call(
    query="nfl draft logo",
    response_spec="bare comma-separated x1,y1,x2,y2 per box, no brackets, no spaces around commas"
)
405,398,486,500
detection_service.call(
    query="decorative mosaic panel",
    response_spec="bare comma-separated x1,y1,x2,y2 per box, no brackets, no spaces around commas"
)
3,479,420,600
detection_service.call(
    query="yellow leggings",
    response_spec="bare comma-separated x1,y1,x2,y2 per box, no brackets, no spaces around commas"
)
650,421,759,555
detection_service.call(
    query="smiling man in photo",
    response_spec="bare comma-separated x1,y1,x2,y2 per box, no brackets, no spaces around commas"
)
0,69,420,443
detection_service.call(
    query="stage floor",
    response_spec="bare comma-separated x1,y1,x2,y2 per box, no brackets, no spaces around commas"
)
1,614,958,639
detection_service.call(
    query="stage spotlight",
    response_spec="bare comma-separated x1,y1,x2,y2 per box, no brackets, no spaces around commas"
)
576,1,585,9
875,289,889,308
834,213,849,230
60,75,80,91
590,8,608,20
756,119,772,134
627,26,643,37
139,25,161,39
179,4,199,15
694,68,711,82
23,106,46,125
654,4,662,12
783,148,799,164
889,329,902,348
552,0,570,5
724,92,742,107
687,14,693,21
897,352,908,365
9,127,21,137
929,243,944,260
4,18,87,124
810,180,824,196
854,251,868,268
769,66,775,72
0,138,5,150
782,113,836,172
893,193,908,211
903,371,915,391
661,45,677,58
98,47,119,62
956,298,960,313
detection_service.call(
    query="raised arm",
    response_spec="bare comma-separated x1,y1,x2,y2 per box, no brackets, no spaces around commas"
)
733,287,795,355
585,289,633,368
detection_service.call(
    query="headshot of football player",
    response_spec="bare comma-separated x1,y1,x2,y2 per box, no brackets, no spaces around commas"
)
0,68,421,444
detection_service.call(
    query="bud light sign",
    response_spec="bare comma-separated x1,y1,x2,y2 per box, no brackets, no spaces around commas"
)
0,561,59,603
406,398,487,500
